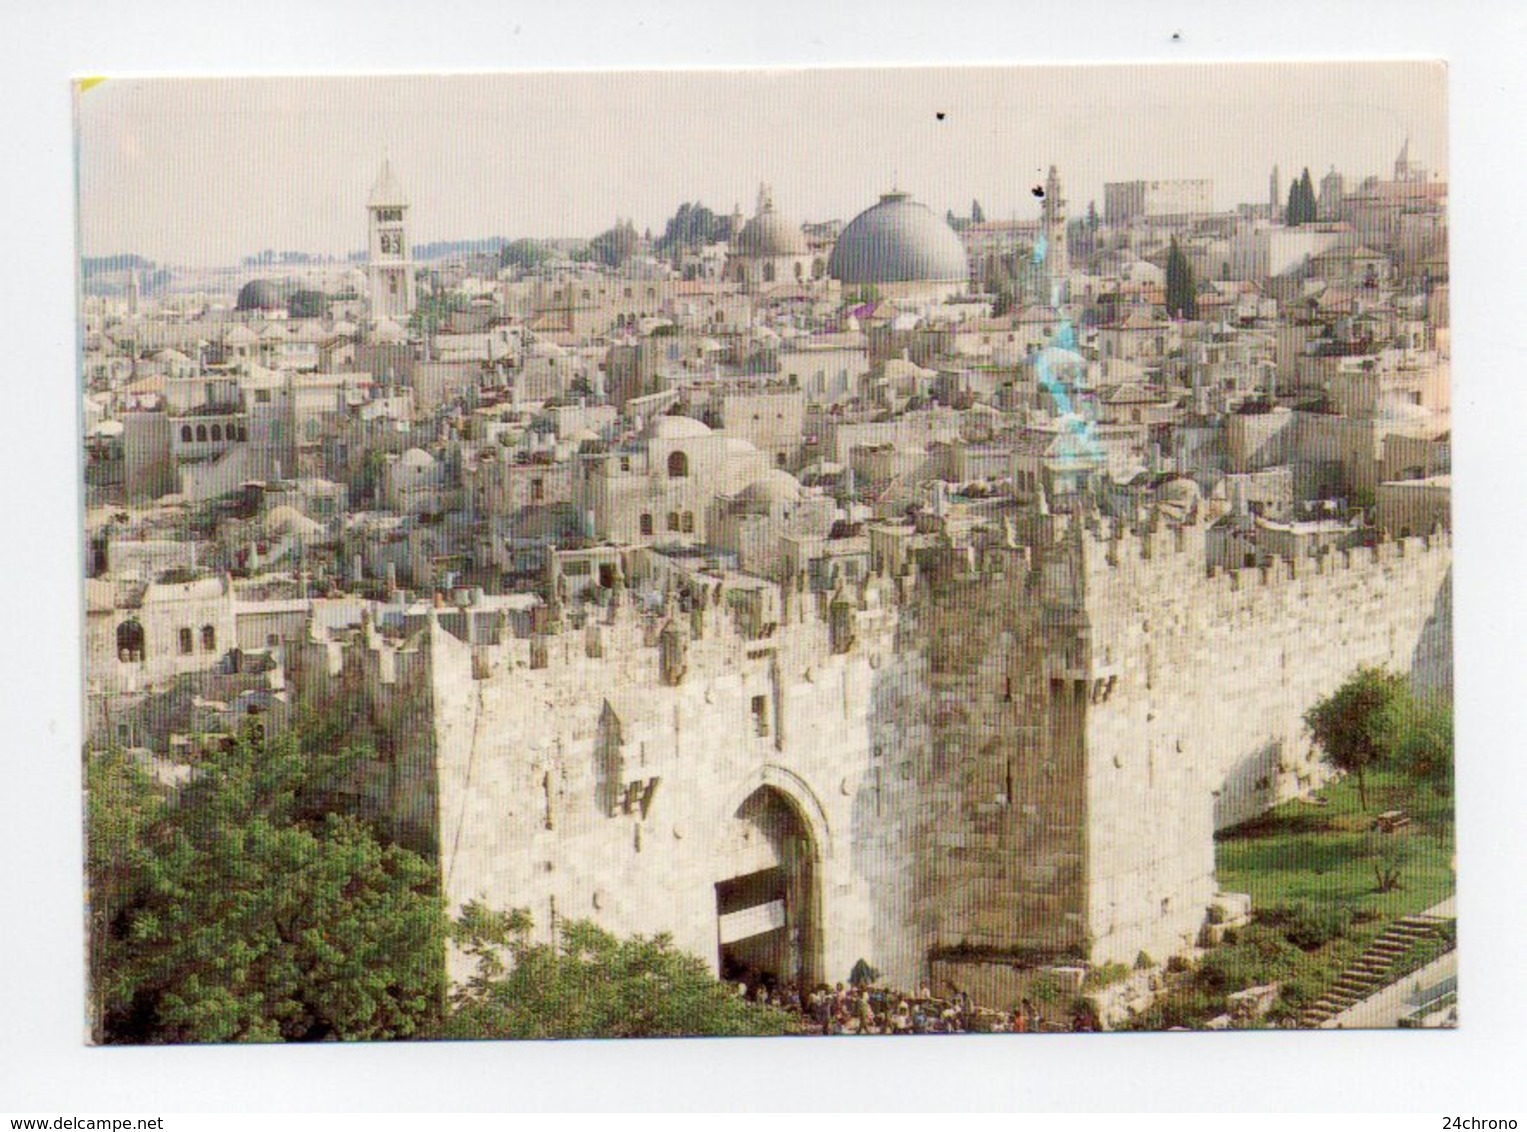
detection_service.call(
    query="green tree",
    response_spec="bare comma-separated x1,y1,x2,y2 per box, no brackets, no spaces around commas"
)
654,201,729,254
1165,237,1198,319
1286,168,1318,226
498,238,551,273
440,903,797,1040
589,220,639,269
1303,666,1405,810
91,730,445,1044
1387,693,1454,800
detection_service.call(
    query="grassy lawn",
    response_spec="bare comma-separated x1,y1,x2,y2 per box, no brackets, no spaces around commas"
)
1127,769,1454,1030
1217,768,1455,923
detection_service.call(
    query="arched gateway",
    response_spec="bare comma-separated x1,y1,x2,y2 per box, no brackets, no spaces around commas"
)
714,785,823,992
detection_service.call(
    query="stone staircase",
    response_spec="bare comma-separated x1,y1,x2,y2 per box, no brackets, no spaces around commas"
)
1299,914,1447,1028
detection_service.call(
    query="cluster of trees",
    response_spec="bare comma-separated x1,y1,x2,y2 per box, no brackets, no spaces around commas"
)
1285,167,1318,227
498,238,554,273
88,726,445,1043
408,289,472,337
87,722,793,1044
443,903,797,1040
654,201,733,255
584,220,641,269
1304,666,1454,811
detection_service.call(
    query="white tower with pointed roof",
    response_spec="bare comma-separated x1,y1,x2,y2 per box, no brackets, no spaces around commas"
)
1041,164,1070,304
367,155,416,322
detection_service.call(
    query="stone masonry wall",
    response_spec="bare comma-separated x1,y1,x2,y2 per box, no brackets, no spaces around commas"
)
1078,523,1452,965
429,578,932,991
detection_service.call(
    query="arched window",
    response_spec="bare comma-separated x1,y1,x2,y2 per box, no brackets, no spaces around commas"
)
639,513,653,536
201,625,217,652
794,261,804,281
116,619,145,662
195,424,208,442
237,425,248,441
763,262,777,283
180,425,193,442
667,450,688,479
667,511,680,532
178,627,194,655
210,424,222,442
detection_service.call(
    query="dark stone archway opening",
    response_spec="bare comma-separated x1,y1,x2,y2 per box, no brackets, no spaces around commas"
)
715,786,822,994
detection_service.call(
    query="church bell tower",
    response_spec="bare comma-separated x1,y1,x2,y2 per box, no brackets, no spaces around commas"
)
367,155,416,322
1041,164,1070,304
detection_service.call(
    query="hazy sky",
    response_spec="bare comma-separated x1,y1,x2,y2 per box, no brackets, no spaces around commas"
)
77,62,1446,266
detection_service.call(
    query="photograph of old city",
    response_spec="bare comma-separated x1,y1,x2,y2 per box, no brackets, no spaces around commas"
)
78,63,1453,1043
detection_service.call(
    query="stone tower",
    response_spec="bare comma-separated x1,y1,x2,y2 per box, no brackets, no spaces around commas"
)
1041,164,1070,303
367,155,416,323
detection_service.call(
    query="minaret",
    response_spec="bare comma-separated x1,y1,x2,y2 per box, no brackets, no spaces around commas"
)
1394,137,1411,182
1041,164,1069,304
1269,164,1281,218
366,155,416,323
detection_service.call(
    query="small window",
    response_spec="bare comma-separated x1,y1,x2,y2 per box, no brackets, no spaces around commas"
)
667,511,681,532
531,478,545,502
620,457,631,472
201,625,217,652
210,424,222,442
255,389,272,404
266,633,280,648
180,425,193,442
681,511,695,534
639,513,653,536
178,628,194,655
750,694,769,737
667,450,689,478
195,424,208,442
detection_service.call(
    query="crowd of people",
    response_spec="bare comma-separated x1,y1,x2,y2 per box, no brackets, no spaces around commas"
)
734,977,1099,1035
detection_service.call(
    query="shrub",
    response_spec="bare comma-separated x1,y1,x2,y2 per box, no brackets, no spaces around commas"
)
1166,954,1193,974
1259,902,1352,951
1082,961,1131,991
1135,951,1156,971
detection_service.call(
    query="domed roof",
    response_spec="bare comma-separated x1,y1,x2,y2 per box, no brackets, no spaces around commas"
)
643,414,712,441
828,191,969,285
236,279,286,311
736,469,804,508
399,447,436,468
735,209,807,258
733,184,808,258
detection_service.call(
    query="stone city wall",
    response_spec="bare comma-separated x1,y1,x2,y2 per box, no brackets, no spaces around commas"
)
1077,523,1451,965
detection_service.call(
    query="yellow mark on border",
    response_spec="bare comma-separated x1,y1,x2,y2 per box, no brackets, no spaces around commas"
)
76,77,108,95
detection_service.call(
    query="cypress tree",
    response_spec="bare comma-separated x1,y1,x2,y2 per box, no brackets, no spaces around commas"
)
1166,238,1197,319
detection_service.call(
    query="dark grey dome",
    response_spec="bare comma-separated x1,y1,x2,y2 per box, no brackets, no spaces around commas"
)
236,279,287,311
828,191,969,285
